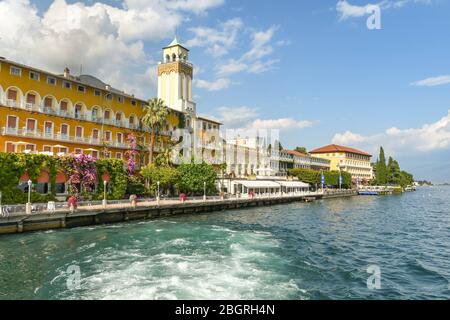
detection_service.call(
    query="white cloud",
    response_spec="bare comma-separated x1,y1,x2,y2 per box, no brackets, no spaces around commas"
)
162,0,225,14
411,75,450,87
186,18,243,57
242,26,278,60
215,106,259,126
195,78,231,91
250,118,314,130
0,0,223,98
214,106,314,131
336,0,373,20
216,60,248,76
186,20,281,86
336,0,432,20
216,25,280,77
332,109,450,155
247,59,280,74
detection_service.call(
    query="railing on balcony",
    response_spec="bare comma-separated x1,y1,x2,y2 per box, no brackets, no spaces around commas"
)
0,96,149,132
1,127,131,150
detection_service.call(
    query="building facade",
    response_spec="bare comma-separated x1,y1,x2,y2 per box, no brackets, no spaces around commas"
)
0,57,179,165
310,144,373,183
270,149,331,176
224,137,270,178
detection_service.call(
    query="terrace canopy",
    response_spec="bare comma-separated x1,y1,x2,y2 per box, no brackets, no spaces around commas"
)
232,180,281,195
277,181,310,193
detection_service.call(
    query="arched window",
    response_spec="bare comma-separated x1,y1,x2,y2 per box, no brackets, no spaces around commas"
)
92,107,99,121
172,53,177,62
6,88,20,107
104,109,111,120
26,92,37,108
165,55,170,63
75,103,83,119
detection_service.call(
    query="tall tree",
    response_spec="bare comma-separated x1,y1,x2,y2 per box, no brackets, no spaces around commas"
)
142,98,169,165
295,146,308,154
376,147,387,185
387,156,401,185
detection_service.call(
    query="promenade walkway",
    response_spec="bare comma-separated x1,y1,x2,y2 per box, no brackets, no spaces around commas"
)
0,189,356,235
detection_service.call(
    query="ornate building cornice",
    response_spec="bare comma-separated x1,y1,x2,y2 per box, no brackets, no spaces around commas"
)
158,62,193,78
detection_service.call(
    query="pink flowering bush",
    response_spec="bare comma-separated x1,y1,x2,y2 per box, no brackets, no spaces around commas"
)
59,154,97,196
125,133,139,176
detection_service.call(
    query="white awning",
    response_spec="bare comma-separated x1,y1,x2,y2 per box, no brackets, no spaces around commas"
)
234,180,281,188
277,181,310,188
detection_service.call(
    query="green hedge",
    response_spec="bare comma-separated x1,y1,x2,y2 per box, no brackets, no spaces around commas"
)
95,159,128,200
289,168,352,189
0,153,57,204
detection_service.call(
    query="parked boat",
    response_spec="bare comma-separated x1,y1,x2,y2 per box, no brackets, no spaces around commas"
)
358,191,379,196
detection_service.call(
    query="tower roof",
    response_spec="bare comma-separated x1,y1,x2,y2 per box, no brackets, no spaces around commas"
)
169,35,181,46
164,35,189,51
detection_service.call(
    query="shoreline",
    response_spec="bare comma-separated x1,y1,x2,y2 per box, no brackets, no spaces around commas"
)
0,190,356,235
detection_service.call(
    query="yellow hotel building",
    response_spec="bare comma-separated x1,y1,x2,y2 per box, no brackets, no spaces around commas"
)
310,144,373,183
0,53,183,166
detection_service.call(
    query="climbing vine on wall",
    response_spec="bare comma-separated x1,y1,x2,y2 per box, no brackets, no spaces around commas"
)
95,158,128,200
0,153,57,204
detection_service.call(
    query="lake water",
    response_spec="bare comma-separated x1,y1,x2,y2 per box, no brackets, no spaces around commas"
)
1,186,449,300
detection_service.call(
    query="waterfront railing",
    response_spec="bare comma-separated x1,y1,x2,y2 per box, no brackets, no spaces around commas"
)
0,191,329,218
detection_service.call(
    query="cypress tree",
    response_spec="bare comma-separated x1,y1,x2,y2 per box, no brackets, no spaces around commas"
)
376,147,387,185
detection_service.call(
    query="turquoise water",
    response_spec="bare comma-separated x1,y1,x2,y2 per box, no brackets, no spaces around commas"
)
1,187,449,300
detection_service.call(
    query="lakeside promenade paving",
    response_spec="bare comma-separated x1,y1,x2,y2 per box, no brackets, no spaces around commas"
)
0,190,356,235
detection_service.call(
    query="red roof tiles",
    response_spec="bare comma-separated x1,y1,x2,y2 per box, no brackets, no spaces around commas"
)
309,144,371,157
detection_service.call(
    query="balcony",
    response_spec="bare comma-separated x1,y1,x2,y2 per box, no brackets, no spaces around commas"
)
2,127,137,151
74,113,87,121
0,96,147,132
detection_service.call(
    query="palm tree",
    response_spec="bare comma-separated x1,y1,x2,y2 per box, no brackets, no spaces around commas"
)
142,98,169,164
156,137,182,167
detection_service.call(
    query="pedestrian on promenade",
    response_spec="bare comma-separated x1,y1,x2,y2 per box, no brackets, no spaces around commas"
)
67,195,77,214
179,193,187,203
129,194,138,208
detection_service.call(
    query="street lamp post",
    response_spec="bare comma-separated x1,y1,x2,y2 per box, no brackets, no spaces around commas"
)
203,181,207,202
157,181,160,205
103,180,107,208
26,180,32,214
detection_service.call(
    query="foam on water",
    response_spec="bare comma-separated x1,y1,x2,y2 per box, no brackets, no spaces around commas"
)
49,224,305,300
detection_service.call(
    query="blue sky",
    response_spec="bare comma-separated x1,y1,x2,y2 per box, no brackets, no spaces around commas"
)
1,0,450,181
